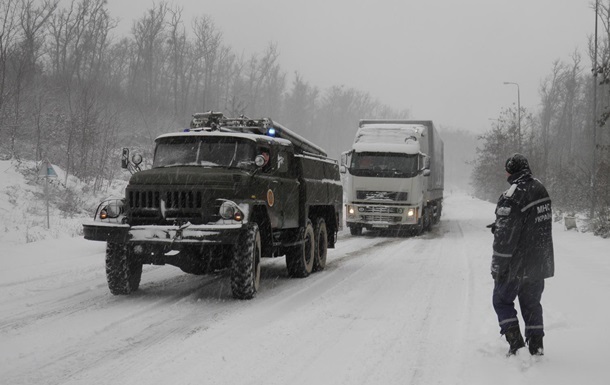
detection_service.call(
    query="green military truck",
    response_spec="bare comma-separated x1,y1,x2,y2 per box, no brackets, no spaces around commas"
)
83,112,343,299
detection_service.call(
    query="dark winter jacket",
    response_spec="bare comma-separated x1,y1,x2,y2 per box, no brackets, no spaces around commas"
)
491,169,555,281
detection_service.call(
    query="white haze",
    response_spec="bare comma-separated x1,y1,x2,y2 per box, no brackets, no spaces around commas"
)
105,0,593,133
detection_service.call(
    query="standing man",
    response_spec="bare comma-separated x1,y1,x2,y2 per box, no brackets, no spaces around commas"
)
490,153,554,356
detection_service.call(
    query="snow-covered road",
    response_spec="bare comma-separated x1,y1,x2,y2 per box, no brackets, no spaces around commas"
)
1,192,609,385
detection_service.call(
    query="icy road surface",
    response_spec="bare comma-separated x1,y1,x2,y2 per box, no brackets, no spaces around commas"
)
1,193,609,385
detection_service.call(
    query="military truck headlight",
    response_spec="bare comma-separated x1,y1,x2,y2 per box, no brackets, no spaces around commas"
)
219,200,243,221
255,154,266,167
131,153,143,166
219,201,236,219
95,198,124,222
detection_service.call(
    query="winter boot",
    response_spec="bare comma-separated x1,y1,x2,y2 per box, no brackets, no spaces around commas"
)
504,324,525,356
527,335,544,356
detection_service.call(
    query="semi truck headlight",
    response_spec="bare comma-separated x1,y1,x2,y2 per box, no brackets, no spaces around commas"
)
347,205,355,215
407,208,415,217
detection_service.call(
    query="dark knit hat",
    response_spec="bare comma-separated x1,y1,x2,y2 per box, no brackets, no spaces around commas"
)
505,153,530,174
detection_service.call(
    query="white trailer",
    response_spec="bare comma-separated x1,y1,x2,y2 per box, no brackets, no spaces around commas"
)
340,120,444,235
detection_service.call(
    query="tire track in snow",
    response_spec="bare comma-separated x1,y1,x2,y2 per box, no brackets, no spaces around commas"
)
62,236,406,385
0,269,239,385
0,235,413,385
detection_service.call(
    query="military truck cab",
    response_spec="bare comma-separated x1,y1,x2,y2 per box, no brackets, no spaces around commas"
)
83,112,342,299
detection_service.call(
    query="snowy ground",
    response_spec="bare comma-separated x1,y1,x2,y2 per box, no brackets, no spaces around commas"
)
0,159,125,245
1,161,609,384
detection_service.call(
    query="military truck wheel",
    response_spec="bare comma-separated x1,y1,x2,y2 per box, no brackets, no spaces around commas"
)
231,223,261,299
313,218,328,272
106,242,142,295
286,220,315,278
349,225,362,236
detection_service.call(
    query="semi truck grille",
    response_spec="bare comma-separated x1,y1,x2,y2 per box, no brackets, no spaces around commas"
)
361,215,402,223
128,190,203,209
358,206,403,214
356,190,408,201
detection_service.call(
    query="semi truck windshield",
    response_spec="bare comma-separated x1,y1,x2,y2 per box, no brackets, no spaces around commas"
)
350,152,419,178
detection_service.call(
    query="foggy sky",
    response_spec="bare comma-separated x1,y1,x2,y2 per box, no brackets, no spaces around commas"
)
105,0,593,134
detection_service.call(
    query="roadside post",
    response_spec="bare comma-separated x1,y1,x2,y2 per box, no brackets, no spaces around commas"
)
38,159,58,229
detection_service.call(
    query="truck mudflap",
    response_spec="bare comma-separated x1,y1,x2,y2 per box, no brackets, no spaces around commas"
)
82,221,246,246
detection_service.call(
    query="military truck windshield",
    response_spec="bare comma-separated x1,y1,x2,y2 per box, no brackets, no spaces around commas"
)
350,152,419,178
153,137,256,169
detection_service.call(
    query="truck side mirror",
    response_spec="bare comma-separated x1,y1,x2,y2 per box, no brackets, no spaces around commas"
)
423,169,431,177
340,165,347,174
341,150,354,167
121,148,129,169
424,155,431,170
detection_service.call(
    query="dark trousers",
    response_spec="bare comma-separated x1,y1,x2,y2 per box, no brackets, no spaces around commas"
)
492,279,545,337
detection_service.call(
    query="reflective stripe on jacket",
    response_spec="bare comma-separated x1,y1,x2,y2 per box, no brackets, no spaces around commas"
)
491,169,555,281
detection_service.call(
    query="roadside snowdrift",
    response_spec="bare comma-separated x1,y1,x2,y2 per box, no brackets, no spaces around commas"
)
0,159,125,245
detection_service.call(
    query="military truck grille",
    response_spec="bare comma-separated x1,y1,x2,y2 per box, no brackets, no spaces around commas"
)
128,190,203,209
356,191,408,201
361,215,402,222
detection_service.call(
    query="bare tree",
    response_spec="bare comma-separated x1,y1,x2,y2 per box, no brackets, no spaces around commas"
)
4,0,58,158
284,72,319,136
538,60,565,177
192,14,222,111
131,2,168,106
0,0,20,157
245,43,280,116
166,5,186,118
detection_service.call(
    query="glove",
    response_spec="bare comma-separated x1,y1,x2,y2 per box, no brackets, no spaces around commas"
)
486,222,497,234
491,262,508,282
491,271,503,281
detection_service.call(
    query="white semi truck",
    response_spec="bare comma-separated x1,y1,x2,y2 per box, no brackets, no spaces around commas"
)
340,120,444,235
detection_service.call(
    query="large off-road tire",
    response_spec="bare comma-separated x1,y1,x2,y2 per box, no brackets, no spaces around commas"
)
313,217,328,272
286,220,315,278
106,242,142,295
231,223,261,299
349,225,363,236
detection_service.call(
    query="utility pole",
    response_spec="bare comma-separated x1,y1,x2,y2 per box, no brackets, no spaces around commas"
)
591,0,599,220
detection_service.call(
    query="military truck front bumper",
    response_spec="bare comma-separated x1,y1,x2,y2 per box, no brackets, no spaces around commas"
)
345,203,420,228
83,221,245,246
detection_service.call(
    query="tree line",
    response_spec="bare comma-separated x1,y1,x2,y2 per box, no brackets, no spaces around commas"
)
471,1,610,236
0,0,408,193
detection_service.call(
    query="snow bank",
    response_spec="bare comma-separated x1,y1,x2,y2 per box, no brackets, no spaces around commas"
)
0,160,126,245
